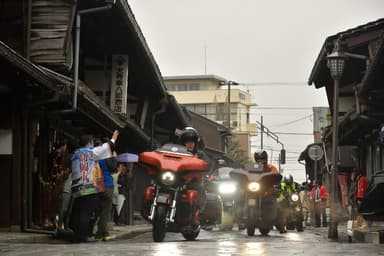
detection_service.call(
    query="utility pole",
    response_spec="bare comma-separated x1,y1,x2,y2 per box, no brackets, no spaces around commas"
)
260,116,264,150
218,80,238,129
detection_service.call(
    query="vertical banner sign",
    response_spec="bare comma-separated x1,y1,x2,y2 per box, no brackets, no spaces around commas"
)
111,55,128,114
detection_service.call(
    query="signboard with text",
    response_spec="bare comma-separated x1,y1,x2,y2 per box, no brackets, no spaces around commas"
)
110,55,128,114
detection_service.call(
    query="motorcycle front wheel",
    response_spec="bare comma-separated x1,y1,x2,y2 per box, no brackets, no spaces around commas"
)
182,227,200,241
153,205,167,242
259,228,270,236
296,218,304,232
246,207,256,236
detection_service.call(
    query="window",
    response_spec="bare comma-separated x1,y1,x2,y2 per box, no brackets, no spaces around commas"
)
206,104,216,120
216,103,225,121
190,83,200,90
171,83,201,91
167,84,175,91
195,104,206,115
230,103,237,114
184,104,196,112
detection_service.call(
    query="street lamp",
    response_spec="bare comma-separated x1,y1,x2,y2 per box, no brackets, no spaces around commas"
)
219,80,239,129
326,39,347,239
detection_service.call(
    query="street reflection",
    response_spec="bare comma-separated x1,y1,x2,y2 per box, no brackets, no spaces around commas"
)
218,240,238,255
241,242,265,255
153,242,183,256
285,232,302,241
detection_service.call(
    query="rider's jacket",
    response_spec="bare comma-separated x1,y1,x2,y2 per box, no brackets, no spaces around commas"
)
266,163,278,174
278,182,298,200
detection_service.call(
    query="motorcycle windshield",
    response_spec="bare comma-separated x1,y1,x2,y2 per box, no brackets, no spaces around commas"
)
229,167,282,189
156,144,193,156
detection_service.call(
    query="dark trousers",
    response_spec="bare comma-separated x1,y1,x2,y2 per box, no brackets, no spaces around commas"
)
70,194,99,241
313,203,327,227
96,188,114,237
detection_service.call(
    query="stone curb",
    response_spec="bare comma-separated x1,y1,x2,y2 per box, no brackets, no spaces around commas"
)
0,224,152,244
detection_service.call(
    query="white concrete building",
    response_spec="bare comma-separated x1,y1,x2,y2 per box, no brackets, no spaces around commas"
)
164,74,257,159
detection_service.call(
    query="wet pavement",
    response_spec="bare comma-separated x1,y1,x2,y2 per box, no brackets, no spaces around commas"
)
1,224,384,256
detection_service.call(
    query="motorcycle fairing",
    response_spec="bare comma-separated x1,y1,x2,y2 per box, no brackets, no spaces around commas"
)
139,150,208,176
230,167,282,190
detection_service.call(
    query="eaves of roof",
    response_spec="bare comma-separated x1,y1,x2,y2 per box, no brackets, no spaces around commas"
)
116,0,167,98
43,68,150,140
359,33,384,95
163,74,228,82
0,40,150,141
308,18,384,88
0,40,64,92
116,1,190,127
205,146,234,163
189,111,232,135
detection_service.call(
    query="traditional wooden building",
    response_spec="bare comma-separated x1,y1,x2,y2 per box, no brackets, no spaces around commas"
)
0,0,189,231
307,18,384,219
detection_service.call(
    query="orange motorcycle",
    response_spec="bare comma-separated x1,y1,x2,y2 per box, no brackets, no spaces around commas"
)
140,144,209,242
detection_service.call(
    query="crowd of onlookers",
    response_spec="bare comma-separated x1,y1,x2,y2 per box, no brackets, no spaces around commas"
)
297,172,368,229
42,130,135,242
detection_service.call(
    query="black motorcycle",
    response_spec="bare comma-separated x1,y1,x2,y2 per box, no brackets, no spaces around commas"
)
285,191,304,232
230,163,282,236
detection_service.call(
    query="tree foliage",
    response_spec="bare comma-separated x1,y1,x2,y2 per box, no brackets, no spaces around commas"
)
226,137,250,167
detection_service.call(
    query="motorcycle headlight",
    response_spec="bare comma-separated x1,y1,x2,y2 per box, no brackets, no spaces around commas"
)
291,193,299,202
248,182,260,192
218,182,236,194
161,171,176,185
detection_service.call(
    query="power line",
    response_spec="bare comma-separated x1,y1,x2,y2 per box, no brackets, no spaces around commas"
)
269,115,312,128
239,82,307,86
274,132,313,136
251,107,313,110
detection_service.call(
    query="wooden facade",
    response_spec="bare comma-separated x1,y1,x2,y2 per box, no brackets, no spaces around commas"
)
307,18,384,220
29,0,75,69
0,0,190,231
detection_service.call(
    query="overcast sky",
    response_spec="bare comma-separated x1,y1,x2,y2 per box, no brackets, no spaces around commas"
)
128,0,384,181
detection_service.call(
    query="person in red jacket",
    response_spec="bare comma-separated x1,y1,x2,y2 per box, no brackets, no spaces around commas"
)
310,180,328,227
357,175,368,202
356,174,369,229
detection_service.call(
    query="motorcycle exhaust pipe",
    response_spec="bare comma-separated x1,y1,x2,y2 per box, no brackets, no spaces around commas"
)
149,186,160,221
148,201,157,221
169,199,177,223
168,188,179,223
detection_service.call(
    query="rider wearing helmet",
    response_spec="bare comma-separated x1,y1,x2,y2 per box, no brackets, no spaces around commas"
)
179,127,200,154
277,174,299,233
254,150,278,174
179,127,212,165
178,127,212,213
279,174,299,199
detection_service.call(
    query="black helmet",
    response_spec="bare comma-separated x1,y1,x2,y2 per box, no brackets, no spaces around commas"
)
179,127,200,146
283,174,293,185
254,150,268,162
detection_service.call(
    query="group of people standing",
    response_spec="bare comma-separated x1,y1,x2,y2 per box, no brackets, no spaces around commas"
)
43,130,133,242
